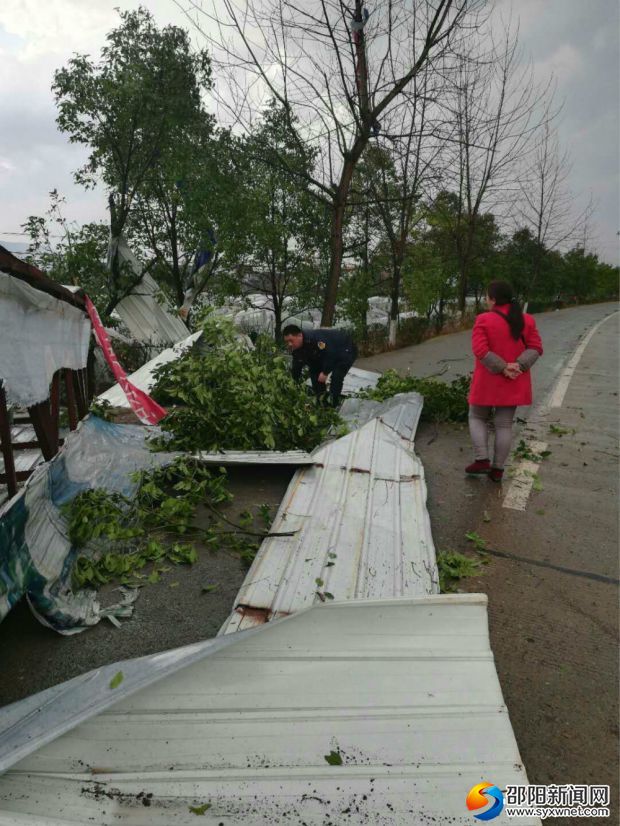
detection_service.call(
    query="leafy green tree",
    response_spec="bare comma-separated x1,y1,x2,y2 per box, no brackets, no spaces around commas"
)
559,248,618,303
213,102,329,339
338,151,392,340
424,191,499,311
52,7,212,314
497,228,549,301
22,191,110,315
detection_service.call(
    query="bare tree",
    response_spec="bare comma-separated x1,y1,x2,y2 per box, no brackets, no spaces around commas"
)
443,23,551,313
515,117,594,301
176,0,485,325
362,65,447,345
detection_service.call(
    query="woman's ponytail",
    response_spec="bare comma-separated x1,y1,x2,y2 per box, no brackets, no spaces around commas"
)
487,281,525,341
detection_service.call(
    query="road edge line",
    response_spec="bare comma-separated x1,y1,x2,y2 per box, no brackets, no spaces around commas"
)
503,310,618,512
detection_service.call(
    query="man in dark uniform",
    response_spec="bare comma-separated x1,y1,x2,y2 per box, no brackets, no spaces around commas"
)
283,324,358,407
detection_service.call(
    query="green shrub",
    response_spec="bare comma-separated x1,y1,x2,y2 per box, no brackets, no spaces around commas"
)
151,312,341,452
365,369,470,422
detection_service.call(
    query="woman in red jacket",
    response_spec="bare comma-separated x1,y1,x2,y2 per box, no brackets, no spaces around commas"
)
466,281,543,482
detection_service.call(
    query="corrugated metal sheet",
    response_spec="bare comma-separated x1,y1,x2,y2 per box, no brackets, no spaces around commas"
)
194,449,314,466
115,271,189,346
98,331,202,407
341,366,380,395
221,414,437,634
0,596,539,825
339,392,423,449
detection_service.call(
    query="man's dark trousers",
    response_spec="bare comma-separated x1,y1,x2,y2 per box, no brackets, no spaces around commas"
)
310,357,355,407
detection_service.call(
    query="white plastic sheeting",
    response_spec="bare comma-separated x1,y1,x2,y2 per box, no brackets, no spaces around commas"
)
221,395,437,634
0,596,539,825
98,331,202,407
0,273,90,407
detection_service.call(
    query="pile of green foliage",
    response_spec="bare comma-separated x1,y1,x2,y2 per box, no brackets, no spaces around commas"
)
63,457,261,590
365,369,470,422
151,313,342,452
436,550,484,593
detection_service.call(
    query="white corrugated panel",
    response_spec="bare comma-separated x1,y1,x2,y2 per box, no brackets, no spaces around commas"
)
339,392,423,449
115,272,189,346
341,366,380,395
0,596,539,825
221,417,437,634
194,449,314,466
98,331,202,407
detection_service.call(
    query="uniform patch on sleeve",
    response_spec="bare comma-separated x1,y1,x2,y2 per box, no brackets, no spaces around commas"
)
318,341,326,349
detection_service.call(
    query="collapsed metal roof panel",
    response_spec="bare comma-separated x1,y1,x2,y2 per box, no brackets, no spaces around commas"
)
98,331,202,407
221,417,437,634
194,449,314,466
339,391,423,449
0,596,539,825
115,272,190,346
341,366,380,395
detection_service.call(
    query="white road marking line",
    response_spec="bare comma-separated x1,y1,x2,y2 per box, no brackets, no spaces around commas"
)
547,311,618,409
502,310,618,512
502,440,548,512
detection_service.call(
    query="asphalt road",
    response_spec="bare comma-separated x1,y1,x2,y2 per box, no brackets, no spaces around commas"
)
361,301,619,825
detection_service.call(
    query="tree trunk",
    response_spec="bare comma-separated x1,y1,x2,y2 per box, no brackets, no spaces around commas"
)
321,141,365,325
389,262,402,348
322,180,349,326
458,258,470,315
273,300,282,341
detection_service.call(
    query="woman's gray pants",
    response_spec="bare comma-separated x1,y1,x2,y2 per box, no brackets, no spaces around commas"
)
468,405,517,469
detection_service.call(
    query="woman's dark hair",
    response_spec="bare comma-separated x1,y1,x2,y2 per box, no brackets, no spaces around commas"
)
282,324,302,336
487,280,524,341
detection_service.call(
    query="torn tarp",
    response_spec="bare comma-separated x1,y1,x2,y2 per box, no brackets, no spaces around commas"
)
0,416,178,634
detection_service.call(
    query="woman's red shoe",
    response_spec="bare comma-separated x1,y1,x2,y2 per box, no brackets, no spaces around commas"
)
489,467,504,483
465,459,491,475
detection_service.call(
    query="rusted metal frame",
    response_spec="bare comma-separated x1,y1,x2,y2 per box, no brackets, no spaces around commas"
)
72,368,89,420
0,384,18,498
11,441,40,451
64,369,78,430
50,372,60,436
0,246,86,311
28,396,59,462
0,470,31,485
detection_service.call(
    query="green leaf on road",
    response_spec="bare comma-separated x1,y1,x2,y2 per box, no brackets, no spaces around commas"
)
201,584,219,593
465,531,487,551
188,803,211,815
109,671,124,690
324,750,343,766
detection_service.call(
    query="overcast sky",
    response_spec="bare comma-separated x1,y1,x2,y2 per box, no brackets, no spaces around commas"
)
0,0,618,264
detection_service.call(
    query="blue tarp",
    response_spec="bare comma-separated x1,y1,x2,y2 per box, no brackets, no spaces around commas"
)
0,416,177,634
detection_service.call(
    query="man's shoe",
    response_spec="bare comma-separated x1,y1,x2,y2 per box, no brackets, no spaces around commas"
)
465,459,491,475
489,467,504,483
